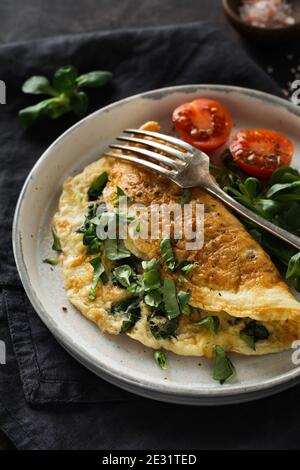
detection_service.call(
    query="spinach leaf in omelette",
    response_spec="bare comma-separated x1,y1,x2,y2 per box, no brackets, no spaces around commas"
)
160,238,177,272
195,316,220,334
77,202,107,254
89,256,109,301
112,186,132,206
163,278,181,320
179,260,196,277
142,259,161,291
150,314,179,340
240,320,269,350
112,264,134,288
87,171,108,201
111,297,141,333
177,290,192,316
180,189,191,207
105,239,131,261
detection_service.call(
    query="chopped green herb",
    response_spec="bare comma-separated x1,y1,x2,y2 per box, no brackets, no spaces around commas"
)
213,345,235,385
111,298,141,333
127,276,144,295
195,316,220,334
154,350,167,370
160,238,177,272
134,221,141,233
104,239,131,261
89,256,109,301
144,290,162,308
74,192,84,204
180,262,196,277
163,278,181,320
43,257,59,266
142,259,161,291
51,228,62,252
180,189,191,207
115,209,135,225
113,186,132,206
150,315,178,340
76,202,106,255
177,291,192,315
112,265,133,288
240,320,269,350
87,172,108,201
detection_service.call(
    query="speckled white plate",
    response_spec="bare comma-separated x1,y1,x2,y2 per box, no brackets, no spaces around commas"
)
13,85,300,405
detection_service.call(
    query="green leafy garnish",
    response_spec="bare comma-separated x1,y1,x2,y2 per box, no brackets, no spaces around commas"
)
22,75,56,96
43,257,59,266
144,290,162,308
195,316,220,334
240,320,269,350
51,228,62,252
142,259,161,291
104,239,131,261
87,172,108,201
154,350,167,370
213,345,235,384
89,256,109,301
160,238,177,272
218,163,300,291
112,265,133,288
76,71,113,89
77,202,106,255
179,261,196,277
43,228,61,265
111,298,141,333
134,221,141,233
113,186,132,206
180,189,191,207
163,278,181,320
177,291,192,315
286,252,300,280
19,66,112,127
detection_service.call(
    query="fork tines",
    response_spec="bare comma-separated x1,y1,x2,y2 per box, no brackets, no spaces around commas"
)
105,128,192,178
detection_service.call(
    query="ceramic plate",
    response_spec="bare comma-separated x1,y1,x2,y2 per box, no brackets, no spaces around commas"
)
13,85,300,405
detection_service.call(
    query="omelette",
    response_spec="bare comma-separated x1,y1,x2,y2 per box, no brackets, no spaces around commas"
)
53,121,300,371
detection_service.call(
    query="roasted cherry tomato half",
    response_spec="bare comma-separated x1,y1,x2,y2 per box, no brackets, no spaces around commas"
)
172,98,233,152
230,129,294,179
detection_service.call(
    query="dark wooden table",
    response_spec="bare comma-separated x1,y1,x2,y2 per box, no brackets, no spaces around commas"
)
0,0,299,450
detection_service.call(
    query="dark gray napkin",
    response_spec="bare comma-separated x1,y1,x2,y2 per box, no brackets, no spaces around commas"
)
1,22,298,450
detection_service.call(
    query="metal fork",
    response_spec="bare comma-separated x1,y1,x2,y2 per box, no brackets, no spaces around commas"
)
105,128,300,251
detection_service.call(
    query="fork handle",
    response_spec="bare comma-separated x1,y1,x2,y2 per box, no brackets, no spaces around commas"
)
204,182,300,251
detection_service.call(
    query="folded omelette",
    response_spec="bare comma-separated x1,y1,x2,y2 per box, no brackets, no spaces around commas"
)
53,121,300,359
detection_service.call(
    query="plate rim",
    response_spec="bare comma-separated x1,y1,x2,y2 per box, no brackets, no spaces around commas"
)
12,84,300,405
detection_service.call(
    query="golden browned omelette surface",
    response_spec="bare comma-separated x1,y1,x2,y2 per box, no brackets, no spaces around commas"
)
53,121,300,359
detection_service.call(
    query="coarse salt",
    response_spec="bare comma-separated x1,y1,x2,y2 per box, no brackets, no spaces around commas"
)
240,0,295,28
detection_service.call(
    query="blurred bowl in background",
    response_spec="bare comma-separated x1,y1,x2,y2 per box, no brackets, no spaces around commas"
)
222,0,300,43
